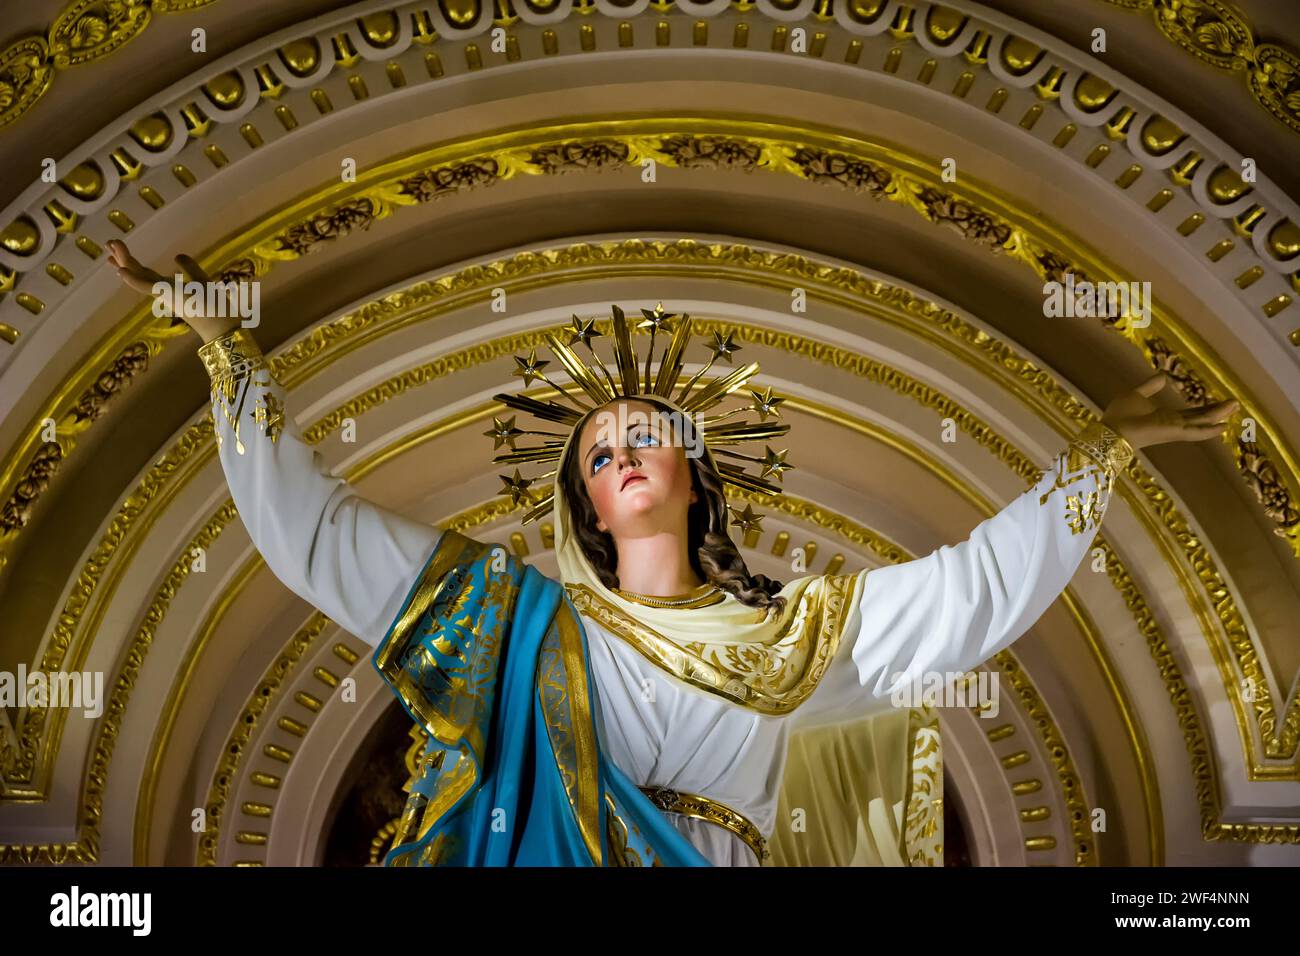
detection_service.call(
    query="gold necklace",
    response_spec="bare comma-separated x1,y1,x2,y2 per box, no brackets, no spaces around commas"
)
611,582,724,608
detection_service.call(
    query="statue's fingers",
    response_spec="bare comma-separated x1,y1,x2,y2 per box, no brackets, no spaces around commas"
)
174,253,212,284
114,268,158,295
1182,399,1239,425
107,241,161,282
1134,370,1169,397
113,257,166,290
107,239,144,270
1186,421,1231,440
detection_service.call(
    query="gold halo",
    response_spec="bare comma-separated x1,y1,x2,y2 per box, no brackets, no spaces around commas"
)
486,303,796,526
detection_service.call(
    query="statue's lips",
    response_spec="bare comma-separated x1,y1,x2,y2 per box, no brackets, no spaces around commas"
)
620,475,647,491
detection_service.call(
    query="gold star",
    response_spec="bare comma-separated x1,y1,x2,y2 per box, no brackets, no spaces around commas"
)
512,349,549,387
637,302,677,334
759,446,793,482
707,330,742,364
565,314,603,349
749,386,785,420
728,503,765,535
484,415,524,451
498,469,538,506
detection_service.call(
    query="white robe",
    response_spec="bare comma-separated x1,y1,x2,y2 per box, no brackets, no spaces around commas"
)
209,351,1118,866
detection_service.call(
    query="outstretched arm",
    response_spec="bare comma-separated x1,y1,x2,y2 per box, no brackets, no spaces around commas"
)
795,374,1238,728
826,421,1132,723
200,328,443,646
110,240,442,646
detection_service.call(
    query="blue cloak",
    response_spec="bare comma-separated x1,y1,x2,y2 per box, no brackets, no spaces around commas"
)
371,529,711,866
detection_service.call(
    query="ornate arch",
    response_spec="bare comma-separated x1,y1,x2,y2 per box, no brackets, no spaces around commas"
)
2,0,1297,866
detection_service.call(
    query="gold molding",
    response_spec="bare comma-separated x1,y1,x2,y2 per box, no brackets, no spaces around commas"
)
1,252,1290,855
5,252,1289,842
991,648,1102,865
134,553,330,866
2,0,1289,137
0,0,218,129
3,122,1296,596
1102,0,1300,135
3,0,1294,379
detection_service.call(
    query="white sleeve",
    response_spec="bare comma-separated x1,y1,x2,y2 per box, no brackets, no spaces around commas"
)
202,328,443,647
793,423,1133,728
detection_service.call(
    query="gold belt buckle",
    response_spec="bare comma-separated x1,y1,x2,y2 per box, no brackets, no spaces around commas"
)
646,785,680,810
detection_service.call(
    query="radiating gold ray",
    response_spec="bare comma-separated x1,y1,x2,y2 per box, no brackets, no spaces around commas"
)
652,314,693,397
495,309,791,523
491,392,584,426
681,362,761,413
544,332,616,406
610,305,640,397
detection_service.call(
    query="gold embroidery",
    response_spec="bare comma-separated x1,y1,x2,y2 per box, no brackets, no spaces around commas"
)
372,530,519,862
373,532,497,749
564,572,862,715
903,706,944,867
537,606,604,865
253,390,284,445
604,793,646,866
197,328,284,455
604,792,668,867
1036,421,1134,536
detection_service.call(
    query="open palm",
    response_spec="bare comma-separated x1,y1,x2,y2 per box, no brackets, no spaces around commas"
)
107,239,235,341
1101,371,1239,450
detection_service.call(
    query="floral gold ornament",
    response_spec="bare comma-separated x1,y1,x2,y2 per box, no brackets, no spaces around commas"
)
1105,0,1300,134
489,303,794,528
0,0,216,129
4,126,1294,571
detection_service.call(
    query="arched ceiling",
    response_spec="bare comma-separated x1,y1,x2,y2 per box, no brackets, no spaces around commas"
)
0,0,1297,866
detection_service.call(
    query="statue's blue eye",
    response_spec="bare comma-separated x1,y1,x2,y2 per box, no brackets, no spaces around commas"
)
591,431,657,474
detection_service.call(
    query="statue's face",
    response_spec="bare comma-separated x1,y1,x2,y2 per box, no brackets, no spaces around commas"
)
575,399,699,540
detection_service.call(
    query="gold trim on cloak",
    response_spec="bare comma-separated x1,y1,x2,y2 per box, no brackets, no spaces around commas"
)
563,571,865,716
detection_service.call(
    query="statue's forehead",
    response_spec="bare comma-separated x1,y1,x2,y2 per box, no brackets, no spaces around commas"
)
581,399,674,435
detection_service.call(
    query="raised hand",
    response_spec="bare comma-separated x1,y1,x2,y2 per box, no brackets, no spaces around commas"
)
1100,371,1240,450
107,239,240,342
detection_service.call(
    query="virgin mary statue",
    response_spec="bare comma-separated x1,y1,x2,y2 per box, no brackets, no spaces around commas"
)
185,294,1194,867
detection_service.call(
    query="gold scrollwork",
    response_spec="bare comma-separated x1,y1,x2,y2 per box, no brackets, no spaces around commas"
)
0,0,215,128
1105,0,1300,134
7,127,1286,578
0,36,55,128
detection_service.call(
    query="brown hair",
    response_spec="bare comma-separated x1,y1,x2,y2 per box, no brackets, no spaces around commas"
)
558,397,786,617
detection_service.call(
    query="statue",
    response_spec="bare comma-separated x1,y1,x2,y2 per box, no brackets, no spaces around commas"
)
109,239,1238,866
